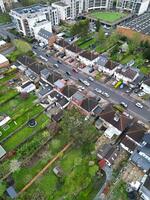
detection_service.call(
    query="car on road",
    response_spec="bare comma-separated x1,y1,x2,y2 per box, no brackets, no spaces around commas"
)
135,102,143,109
66,71,71,76
111,80,117,86
120,102,128,108
57,60,62,64
72,68,78,73
53,64,59,68
78,85,85,91
95,88,102,94
89,67,94,73
102,92,110,98
83,80,90,86
88,76,94,82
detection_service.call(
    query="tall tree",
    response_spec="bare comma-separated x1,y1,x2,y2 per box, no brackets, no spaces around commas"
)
96,27,105,44
95,20,101,32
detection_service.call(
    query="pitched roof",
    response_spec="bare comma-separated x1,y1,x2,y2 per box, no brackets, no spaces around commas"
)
143,79,150,86
99,104,131,132
66,44,81,53
55,39,69,48
81,97,98,112
121,136,137,152
79,51,99,61
17,55,35,66
97,144,119,165
125,122,146,143
47,71,62,85
0,145,6,158
62,85,78,98
105,60,118,70
116,67,138,80
38,28,52,40
144,175,150,190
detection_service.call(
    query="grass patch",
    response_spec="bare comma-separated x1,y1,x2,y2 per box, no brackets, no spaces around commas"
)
140,66,150,75
3,111,49,151
0,13,11,24
110,180,128,200
89,12,127,23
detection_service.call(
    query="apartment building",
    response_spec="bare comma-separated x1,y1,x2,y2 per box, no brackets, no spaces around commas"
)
116,0,150,15
10,4,59,36
0,0,5,12
52,2,71,20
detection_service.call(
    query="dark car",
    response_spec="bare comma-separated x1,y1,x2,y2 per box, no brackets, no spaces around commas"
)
66,71,71,76
89,67,94,73
57,60,62,64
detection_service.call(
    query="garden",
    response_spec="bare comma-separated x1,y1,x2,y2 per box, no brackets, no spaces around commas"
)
89,11,127,23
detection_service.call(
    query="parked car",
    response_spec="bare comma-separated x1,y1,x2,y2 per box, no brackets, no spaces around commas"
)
89,67,94,73
66,71,71,76
126,87,133,93
72,68,78,73
54,64,59,68
57,60,62,64
134,88,141,93
120,101,128,108
135,102,143,109
88,76,94,82
138,91,146,97
112,80,117,86
83,80,90,86
102,92,110,98
95,88,102,94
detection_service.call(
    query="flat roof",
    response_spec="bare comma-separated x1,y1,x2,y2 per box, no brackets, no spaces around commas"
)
0,54,8,64
53,1,68,7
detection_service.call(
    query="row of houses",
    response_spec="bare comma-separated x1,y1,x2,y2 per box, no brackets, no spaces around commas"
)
53,38,150,94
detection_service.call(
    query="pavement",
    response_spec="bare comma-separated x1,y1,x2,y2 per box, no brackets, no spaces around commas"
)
34,47,150,123
0,24,150,123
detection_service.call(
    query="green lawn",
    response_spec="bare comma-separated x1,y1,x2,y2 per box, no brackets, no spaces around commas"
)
3,111,49,151
110,180,128,200
19,145,104,200
89,12,127,23
0,13,11,24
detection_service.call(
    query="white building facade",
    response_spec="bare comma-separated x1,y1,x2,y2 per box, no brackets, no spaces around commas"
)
10,4,59,36
0,0,5,12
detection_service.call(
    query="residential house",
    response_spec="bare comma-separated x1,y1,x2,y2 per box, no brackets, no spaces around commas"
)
80,96,98,115
51,110,64,122
97,143,120,166
79,51,99,66
114,66,139,85
62,85,78,99
141,79,150,94
139,174,150,200
99,104,132,139
130,133,150,173
46,71,62,86
120,122,146,154
97,56,118,76
72,91,85,106
54,79,66,92
0,54,9,67
65,44,81,58
53,39,69,51
38,79,53,98
18,81,36,93
48,90,69,109
36,28,54,45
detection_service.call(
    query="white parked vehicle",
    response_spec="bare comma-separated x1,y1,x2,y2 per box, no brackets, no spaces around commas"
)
95,88,102,94
102,92,110,98
120,101,128,108
138,91,146,97
135,102,143,109
40,55,48,62
88,77,94,82
83,80,90,86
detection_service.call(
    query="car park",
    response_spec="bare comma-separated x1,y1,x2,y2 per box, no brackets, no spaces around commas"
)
135,102,143,108
120,102,128,108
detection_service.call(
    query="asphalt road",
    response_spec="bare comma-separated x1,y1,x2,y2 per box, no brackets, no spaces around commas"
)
34,48,150,123
0,25,149,123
